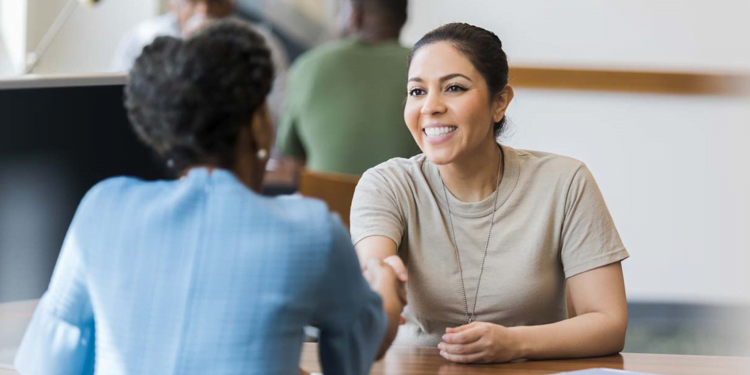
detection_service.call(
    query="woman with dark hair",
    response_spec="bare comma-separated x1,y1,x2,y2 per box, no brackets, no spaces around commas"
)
351,23,629,364
15,20,404,375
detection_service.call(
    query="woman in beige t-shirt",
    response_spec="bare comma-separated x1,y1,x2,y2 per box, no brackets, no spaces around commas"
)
351,23,629,364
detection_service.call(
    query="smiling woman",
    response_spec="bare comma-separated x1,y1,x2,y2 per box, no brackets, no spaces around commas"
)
351,23,630,364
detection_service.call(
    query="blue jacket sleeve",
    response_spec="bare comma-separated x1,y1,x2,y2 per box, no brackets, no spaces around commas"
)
312,214,388,375
14,200,96,375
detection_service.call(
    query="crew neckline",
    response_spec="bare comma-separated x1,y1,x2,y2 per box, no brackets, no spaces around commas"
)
424,144,520,219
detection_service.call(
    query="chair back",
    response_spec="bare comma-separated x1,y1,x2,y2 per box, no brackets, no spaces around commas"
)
298,171,361,228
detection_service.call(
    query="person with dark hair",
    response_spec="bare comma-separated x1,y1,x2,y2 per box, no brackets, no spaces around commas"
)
111,0,289,121
14,20,405,375
275,0,419,176
351,23,629,364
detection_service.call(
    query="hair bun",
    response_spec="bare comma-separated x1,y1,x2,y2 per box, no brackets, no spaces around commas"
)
125,20,275,171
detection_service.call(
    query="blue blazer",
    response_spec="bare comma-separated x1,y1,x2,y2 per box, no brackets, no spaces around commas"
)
15,168,386,375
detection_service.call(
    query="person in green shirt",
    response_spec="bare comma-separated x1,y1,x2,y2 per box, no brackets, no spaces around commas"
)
275,0,419,176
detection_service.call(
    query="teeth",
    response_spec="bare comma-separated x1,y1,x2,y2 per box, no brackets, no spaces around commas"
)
424,126,457,137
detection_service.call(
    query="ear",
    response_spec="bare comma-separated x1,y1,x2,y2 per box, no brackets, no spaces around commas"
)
250,103,274,154
492,85,515,124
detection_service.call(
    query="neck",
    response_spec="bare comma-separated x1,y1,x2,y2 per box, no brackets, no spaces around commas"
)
232,151,265,192
181,154,265,193
354,27,400,44
438,139,503,203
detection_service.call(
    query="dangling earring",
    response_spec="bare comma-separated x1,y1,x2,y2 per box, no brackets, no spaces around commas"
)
256,148,268,160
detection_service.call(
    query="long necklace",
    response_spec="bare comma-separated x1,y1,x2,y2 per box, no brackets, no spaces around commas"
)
438,148,502,324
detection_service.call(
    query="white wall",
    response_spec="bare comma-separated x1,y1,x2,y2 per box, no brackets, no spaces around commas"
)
401,1,750,305
505,89,750,305
402,0,750,74
0,1,28,76
29,0,160,74
0,0,160,76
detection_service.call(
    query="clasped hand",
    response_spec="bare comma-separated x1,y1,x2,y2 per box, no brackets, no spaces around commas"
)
438,322,521,363
363,255,408,321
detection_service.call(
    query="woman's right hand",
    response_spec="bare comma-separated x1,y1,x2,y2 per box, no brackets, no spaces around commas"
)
364,258,407,309
356,236,408,326
364,258,408,359
382,255,408,283
361,254,408,284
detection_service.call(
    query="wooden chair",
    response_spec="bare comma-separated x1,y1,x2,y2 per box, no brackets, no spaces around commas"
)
298,170,361,228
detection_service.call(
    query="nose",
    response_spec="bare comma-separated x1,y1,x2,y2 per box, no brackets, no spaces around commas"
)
420,91,446,116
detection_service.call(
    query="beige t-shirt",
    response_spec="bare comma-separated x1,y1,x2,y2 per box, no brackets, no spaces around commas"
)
350,144,629,346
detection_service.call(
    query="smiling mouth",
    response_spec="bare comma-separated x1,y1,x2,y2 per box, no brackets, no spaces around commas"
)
423,126,458,138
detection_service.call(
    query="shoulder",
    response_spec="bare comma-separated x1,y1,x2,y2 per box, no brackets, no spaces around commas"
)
391,43,412,57
67,177,167,237
265,194,339,236
360,154,428,188
291,39,356,72
78,176,150,208
267,194,349,260
510,146,587,181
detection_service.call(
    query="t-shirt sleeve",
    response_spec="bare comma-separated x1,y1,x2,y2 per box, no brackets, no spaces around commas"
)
560,163,629,278
14,199,96,375
275,63,306,159
350,167,406,247
312,214,388,375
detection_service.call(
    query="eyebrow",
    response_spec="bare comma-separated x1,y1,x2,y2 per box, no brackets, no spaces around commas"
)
407,73,473,83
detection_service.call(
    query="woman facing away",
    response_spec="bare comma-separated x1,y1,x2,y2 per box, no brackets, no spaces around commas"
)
351,23,629,364
14,20,405,375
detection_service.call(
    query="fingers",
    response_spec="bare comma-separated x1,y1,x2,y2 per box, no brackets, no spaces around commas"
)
441,323,485,344
439,349,487,364
396,282,408,306
383,255,408,283
366,258,385,274
445,321,478,333
438,339,486,356
364,258,402,298
364,258,408,310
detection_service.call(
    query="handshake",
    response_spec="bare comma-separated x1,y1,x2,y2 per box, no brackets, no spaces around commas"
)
363,255,409,334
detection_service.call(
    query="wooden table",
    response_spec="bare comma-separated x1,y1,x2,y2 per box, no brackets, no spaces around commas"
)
2,300,748,375
0,300,37,375
300,343,750,375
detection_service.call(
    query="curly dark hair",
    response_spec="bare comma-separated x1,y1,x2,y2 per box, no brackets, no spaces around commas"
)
125,19,274,171
408,23,509,138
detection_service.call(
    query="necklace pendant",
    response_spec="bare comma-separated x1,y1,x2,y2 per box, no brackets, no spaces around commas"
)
467,317,473,324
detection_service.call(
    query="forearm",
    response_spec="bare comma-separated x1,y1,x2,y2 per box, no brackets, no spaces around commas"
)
355,236,398,267
510,311,627,360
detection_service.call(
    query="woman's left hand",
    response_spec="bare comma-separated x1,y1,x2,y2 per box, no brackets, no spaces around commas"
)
438,322,521,363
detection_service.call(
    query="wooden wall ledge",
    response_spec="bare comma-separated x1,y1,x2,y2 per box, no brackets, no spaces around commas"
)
509,67,750,96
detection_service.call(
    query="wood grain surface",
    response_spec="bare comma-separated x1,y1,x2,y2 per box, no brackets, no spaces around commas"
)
300,342,750,375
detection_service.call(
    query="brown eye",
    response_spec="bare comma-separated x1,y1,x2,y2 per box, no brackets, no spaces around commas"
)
409,88,426,97
446,85,467,93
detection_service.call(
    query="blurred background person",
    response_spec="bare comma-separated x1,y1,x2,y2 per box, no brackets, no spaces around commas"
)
111,0,289,122
275,0,420,178
14,20,405,375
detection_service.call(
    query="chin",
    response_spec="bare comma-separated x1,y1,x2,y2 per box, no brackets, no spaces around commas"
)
422,148,456,166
